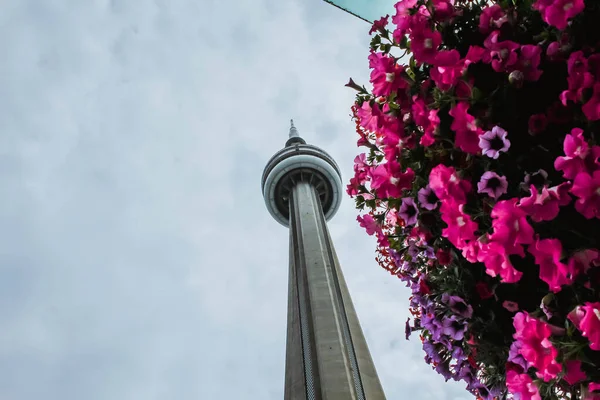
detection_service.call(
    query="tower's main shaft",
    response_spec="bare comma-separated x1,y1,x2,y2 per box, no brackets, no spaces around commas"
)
285,181,385,400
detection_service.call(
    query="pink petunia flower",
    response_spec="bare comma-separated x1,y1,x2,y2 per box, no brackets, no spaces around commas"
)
370,161,415,198
479,4,508,34
568,302,600,351
555,128,600,180
409,21,442,65
571,170,600,219
369,15,389,35
398,197,419,226
568,249,600,278
449,102,483,154
513,312,562,382
506,370,542,400
357,214,380,236
477,241,523,283
356,101,382,133
347,154,370,196
518,45,543,81
561,51,595,106
484,31,520,73
369,52,407,97
430,50,464,91
533,0,585,30
528,237,573,293
489,199,534,255
479,126,511,159
430,0,455,21
563,360,587,385
440,199,478,249
429,164,472,204
583,83,600,121
518,183,571,222
477,171,508,200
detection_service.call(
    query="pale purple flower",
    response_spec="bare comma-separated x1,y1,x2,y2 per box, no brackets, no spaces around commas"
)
479,126,510,159
441,294,474,318
407,241,420,258
423,340,444,364
451,346,466,363
456,362,476,385
405,318,412,340
398,197,419,225
508,340,529,370
435,360,453,381
418,185,439,210
441,316,467,340
477,171,508,199
521,169,548,191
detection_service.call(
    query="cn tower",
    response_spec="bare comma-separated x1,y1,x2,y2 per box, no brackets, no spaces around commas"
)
261,121,386,400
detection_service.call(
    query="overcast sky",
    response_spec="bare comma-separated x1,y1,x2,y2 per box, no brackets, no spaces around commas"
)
0,1,470,399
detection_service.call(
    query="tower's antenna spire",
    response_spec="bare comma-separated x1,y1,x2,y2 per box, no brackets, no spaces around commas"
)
289,119,299,138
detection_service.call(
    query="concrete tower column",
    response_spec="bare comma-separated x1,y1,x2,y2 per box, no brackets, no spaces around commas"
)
262,121,386,400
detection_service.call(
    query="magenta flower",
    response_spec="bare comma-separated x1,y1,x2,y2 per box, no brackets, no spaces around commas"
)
582,82,600,121
479,4,507,34
370,160,415,198
555,128,600,180
513,312,562,382
489,199,534,255
479,126,510,159
449,102,483,154
506,370,542,400
484,31,520,73
564,360,587,385
477,241,523,283
561,51,594,105
440,199,478,249
534,0,585,30
369,15,389,35
477,171,508,200
357,214,380,236
417,185,439,210
411,96,439,147
571,170,600,219
568,302,600,351
430,50,463,91
430,0,455,21
409,21,442,65
518,183,571,222
518,45,543,81
398,197,419,226
528,237,573,293
356,101,382,133
429,164,472,203
392,0,419,42
568,249,600,278
368,52,407,97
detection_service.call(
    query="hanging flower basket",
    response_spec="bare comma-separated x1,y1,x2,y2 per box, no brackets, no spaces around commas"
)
347,0,600,398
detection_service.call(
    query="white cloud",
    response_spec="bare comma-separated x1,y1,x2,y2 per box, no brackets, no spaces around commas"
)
0,0,471,398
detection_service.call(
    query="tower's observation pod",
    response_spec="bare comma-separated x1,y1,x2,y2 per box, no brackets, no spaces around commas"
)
261,121,343,227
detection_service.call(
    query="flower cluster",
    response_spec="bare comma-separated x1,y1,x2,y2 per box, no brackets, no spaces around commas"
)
348,0,600,398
